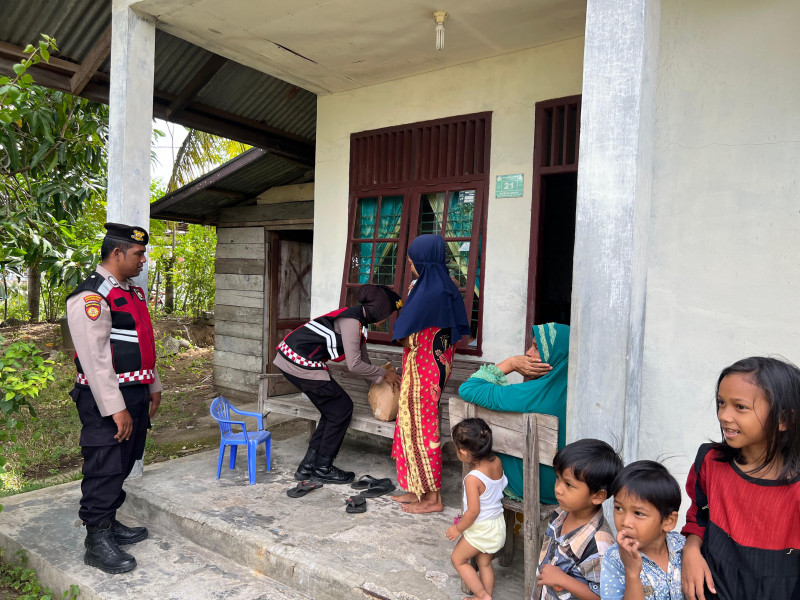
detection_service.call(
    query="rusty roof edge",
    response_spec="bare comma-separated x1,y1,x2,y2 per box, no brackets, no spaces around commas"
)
150,147,267,218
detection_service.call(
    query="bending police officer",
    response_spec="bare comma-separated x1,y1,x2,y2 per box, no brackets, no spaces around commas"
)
66,223,162,574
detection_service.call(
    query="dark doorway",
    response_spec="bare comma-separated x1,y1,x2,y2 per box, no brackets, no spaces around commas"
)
534,173,577,325
526,95,581,349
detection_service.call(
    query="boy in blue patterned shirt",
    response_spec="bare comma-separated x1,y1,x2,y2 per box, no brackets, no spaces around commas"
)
601,461,685,600
534,439,623,600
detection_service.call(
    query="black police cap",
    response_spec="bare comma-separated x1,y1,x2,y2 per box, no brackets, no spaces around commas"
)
104,222,149,246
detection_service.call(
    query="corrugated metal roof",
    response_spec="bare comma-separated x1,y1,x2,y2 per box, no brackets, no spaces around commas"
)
150,148,313,224
1,0,317,145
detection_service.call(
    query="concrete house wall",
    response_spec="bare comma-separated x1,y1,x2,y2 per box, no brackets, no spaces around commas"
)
313,37,585,365
640,0,800,488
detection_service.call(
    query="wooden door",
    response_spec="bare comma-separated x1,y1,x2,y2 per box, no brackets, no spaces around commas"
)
266,230,313,396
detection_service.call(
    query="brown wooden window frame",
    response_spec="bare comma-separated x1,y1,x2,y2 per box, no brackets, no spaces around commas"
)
341,113,492,354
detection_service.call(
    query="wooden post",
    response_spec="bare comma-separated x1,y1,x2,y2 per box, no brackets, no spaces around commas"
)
524,414,540,600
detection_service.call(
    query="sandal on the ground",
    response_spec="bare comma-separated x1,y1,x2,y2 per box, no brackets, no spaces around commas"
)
286,481,324,498
345,495,367,513
358,480,397,498
350,475,393,490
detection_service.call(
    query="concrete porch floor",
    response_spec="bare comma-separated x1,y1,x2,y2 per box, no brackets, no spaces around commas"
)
0,418,526,600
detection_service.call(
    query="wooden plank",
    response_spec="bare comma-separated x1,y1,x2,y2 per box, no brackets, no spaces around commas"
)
71,25,111,95
217,227,265,245
214,386,257,405
214,350,263,373
215,258,265,275
215,320,263,342
214,365,259,394
222,220,314,230
257,183,314,205
214,304,264,324
216,289,263,308
216,243,266,259
218,201,314,224
215,273,264,292
448,397,558,466
214,335,262,356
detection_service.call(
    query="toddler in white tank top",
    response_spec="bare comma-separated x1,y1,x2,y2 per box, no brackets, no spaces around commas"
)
446,418,507,600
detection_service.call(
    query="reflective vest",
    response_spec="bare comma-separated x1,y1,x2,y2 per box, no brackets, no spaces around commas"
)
68,271,156,387
277,307,367,370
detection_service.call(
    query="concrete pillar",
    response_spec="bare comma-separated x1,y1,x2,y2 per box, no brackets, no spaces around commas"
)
567,0,661,463
107,0,155,289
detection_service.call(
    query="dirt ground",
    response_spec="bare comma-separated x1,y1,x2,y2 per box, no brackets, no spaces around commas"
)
0,317,221,480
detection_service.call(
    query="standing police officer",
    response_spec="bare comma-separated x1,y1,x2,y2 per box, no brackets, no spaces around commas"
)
66,223,161,574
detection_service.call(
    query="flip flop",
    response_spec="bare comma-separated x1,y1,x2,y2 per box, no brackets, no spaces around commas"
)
350,475,393,490
345,495,367,513
358,480,397,498
286,481,324,498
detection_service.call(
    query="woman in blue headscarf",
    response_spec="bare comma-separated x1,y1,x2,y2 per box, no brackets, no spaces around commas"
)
458,322,569,505
391,234,472,513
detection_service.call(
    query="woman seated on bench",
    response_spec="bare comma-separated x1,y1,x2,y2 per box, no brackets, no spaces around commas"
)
458,323,569,505
274,284,403,485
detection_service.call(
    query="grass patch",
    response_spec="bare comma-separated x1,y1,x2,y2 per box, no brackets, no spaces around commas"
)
1,360,82,496
0,549,79,600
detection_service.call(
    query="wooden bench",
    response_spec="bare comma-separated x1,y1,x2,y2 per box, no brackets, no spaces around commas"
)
258,348,479,443
449,396,559,600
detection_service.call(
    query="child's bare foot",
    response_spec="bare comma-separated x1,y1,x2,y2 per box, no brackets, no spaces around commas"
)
391,492,417,503
401,498,444,513
462,596,490,600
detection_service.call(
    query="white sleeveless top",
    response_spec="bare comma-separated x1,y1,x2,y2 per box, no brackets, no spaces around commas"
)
462,469,508,523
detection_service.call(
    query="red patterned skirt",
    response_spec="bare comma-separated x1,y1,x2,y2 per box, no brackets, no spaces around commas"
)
392,326,453,497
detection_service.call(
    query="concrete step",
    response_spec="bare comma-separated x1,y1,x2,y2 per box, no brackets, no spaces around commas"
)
118,432,526,600
1,429,527,600
0,482,313,600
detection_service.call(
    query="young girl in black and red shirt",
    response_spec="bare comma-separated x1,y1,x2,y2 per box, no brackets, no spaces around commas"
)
682,356,800,600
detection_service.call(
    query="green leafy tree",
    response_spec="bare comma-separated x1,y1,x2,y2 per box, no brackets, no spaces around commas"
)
1,36,108,322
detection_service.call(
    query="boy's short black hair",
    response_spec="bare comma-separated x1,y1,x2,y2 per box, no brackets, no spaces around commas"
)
610,460,681,519
553,438,623,495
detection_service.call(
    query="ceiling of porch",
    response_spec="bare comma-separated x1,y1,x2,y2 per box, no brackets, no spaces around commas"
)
133,0,587,95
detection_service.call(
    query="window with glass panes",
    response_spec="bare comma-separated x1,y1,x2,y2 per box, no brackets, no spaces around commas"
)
342,113,491,352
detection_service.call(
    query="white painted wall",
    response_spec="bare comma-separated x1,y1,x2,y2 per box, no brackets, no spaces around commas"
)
641,0,800,500
314,38,584,362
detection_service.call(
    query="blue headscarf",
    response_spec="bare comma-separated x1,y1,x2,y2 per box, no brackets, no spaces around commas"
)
392,234,472,343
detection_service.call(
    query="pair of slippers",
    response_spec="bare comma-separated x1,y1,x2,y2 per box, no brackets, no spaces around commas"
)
350,475,396,498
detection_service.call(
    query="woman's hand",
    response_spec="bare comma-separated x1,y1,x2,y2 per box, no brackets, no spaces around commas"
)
682,535,716,600
511,355,552,378
445,525,460,541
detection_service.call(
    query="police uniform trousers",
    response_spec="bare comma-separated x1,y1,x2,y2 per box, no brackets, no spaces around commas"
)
278,369,353,457
71,384,150,526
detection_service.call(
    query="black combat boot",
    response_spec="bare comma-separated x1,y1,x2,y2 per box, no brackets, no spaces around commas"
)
84,521,137,574
110,519,149,545
294,446,318,481
312,453,355,484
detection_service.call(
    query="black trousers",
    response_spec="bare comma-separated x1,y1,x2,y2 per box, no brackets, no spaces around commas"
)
71,384,150,527
279,369,353,457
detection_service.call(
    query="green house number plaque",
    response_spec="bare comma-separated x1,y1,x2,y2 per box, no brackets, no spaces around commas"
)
495,174,524,198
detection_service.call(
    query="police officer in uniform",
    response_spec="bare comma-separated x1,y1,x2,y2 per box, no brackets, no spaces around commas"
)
274,284,403,484
66,223,161,574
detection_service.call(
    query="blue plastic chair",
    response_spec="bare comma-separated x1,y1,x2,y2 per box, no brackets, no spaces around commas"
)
210,396,271,485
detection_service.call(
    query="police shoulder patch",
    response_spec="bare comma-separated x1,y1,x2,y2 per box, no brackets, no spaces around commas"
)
85,303,101,321
84,293,102,321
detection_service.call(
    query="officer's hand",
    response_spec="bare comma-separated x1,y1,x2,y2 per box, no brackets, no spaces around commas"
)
112,409,133,442
149,391,162,418
383,366,401,392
